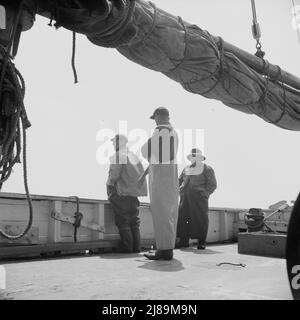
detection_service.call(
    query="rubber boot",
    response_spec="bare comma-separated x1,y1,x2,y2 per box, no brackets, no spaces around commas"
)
144,249,173,260
175,237,189,249
116,228,133,253
131,227,141,253
197,239,206,250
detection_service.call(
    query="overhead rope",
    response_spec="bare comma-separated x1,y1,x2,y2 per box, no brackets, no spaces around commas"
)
251,0,265,58
71,31,78,84
47,3,79,84
0,1,33,240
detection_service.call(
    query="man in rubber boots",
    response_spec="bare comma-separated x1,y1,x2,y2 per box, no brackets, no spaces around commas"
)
107,134,147,253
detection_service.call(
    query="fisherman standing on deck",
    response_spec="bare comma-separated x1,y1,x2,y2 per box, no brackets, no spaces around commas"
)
176,149,217,249
141,107,179,260
107,134,147,253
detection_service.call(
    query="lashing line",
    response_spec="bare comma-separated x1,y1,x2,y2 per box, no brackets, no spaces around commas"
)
72,196,83,243
0,0,33,240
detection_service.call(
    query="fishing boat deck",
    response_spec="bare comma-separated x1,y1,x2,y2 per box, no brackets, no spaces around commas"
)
0,243,291,300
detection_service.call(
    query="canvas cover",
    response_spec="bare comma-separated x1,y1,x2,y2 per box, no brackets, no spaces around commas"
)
34,0,300,130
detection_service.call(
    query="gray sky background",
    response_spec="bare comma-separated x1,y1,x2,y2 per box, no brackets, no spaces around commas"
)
3,0,300,209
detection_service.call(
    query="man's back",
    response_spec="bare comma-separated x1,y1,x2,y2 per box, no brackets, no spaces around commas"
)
107,148,147,197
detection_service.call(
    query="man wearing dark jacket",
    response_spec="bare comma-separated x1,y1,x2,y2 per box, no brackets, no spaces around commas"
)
176,148,217,249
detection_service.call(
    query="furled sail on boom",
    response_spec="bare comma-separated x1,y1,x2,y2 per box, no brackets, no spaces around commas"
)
33,0,300,130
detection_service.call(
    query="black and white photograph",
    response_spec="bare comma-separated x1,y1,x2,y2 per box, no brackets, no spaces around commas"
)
0,0,300,307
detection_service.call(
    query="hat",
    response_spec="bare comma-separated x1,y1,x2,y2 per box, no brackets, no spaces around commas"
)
187,148,206,161
150,107,170,119
110,134,128,145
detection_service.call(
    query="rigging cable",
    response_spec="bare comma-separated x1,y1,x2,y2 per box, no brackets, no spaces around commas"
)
251,0,265,58
292,0,300,45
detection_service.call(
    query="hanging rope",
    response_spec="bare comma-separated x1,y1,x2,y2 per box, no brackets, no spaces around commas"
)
0,51,33,240
0,1,33,240
251,0,265,58
0,63,33,240
47,1,79,83
71,31,78,84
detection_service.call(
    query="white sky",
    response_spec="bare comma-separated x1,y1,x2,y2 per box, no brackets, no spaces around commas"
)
3,0,300,209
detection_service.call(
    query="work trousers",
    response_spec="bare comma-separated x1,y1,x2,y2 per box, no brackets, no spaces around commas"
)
109,194,141,252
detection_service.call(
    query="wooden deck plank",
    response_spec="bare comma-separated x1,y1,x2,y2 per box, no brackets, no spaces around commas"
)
0,239,155,259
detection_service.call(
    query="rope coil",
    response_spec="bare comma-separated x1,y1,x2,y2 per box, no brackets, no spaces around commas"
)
0,45,33,240
0,1,33,240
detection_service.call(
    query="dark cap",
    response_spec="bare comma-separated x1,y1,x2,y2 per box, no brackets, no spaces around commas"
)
150,107,170,119
110,134,128,144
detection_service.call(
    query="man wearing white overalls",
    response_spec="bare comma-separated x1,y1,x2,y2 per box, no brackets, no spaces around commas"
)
141,107,179,260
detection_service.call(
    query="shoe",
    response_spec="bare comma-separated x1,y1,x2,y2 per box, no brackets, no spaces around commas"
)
144,249,173,260
197,245,206,250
